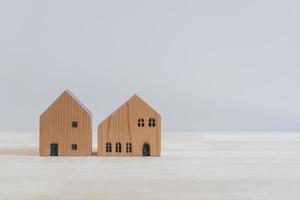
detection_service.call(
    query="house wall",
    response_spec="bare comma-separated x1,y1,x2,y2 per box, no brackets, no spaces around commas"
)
40,92,92,156
98,96,161,156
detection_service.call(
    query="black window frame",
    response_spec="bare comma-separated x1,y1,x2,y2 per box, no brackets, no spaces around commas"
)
71,144,77,151
106,142,112,152
148,118,156,127
116,142,122,153
126,143,132,153
72,121,78,128
138,118,145,127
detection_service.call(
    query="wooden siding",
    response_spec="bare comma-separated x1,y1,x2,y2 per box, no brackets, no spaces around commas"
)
98,95,161,156
40,90,92,156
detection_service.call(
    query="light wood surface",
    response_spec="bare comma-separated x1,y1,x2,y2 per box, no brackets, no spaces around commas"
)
1,132,300,199
98,95,161,156
40,90,92,156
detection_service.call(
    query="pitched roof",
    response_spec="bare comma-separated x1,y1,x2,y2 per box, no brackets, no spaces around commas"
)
40,90,92,117
99,94,159,125
64,90,92,116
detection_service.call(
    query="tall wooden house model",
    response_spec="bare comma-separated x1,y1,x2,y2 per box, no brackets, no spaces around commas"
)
40,90,92,156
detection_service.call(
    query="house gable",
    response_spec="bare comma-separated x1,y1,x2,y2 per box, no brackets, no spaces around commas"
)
40,90,92,120
99,94,160,127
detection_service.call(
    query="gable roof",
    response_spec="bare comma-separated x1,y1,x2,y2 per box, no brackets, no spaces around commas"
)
40,90,92,117
64,90,92,116
99,94,159,125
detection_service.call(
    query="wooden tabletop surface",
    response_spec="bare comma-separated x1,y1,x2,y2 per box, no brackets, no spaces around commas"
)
0,132,300,200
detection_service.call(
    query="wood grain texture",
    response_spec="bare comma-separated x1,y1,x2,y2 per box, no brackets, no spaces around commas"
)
98,95,161,156
40,90,92,156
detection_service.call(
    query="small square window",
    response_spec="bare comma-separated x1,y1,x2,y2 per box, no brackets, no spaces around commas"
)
72,121,78,128
72,144,77,151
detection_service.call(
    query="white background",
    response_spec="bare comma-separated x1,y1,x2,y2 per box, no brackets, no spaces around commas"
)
1,0,300,132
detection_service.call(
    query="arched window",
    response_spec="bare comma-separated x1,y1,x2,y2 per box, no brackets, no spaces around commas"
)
106,142,112,152
116,142,122,153
138,118,145,127
126,143,132,153
148,118,156,127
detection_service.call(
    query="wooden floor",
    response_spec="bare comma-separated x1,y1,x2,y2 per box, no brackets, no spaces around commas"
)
0,132,300,200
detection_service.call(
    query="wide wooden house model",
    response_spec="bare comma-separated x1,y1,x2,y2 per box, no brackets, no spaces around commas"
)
98,95,161,156
40,90,92,156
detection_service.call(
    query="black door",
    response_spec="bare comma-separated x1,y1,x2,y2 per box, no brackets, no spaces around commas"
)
143,143,150,156
50,144,58,156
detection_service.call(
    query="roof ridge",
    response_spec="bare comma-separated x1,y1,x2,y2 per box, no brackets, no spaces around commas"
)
64,90,92,116
98,94,159,126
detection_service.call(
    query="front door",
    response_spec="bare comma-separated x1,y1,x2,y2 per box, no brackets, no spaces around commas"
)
50,144,58,156
143,143,150,156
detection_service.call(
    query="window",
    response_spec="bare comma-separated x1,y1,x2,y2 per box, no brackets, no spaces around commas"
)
126,143,132,153
116,143,122,153
106,142,112,152
138,118,144,127
148,118,156,127
72,121,78,128
71,144,77,151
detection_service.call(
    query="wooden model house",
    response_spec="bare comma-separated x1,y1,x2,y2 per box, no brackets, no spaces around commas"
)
98,95,161,156
40,90,92,156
